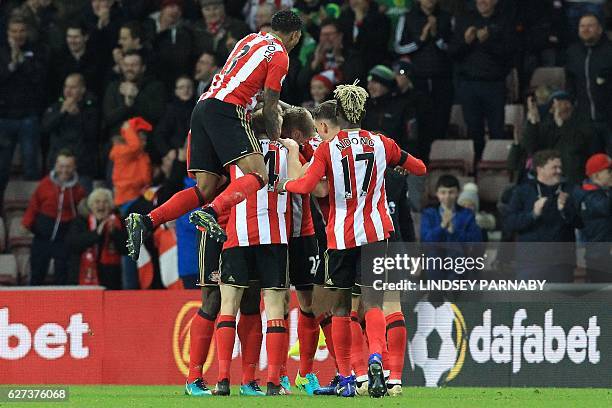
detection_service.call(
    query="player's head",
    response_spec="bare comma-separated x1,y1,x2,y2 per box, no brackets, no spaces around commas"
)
312,100,340,141
333,82,369,128
251,109,268,139
281,107,316,144
270,9,303,52
435,174,460,209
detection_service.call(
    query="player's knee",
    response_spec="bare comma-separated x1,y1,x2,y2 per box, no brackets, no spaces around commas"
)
196,182,216,203
200,287,221,317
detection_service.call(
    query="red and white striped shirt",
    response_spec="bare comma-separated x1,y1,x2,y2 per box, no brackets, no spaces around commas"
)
200,32,289,112
290,153,315,238
224,139,291,248
285,129,426,249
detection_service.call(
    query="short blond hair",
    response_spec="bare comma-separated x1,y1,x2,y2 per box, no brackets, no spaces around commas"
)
87,188,114,210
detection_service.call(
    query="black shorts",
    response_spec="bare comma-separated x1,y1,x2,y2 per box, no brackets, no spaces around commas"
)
288,235,319,290
220,244,289,289
324,241,388,290
197,229,222,286
188,98,261,176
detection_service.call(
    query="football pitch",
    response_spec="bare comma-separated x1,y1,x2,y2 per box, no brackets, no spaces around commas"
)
11,386,611,407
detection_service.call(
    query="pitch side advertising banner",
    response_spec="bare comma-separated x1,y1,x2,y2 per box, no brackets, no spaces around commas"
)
0,290,336,385
402,294,612,388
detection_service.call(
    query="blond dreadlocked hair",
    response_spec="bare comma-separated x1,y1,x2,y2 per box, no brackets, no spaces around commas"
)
333,81,369,125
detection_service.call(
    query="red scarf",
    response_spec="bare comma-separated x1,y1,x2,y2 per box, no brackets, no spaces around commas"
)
79,214,123,285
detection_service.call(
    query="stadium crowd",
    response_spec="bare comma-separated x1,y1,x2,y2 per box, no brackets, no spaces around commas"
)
0,0,611,288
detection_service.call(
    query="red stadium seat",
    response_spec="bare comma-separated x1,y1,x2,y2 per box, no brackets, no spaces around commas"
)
0,254,18,285
8,215,33,249
504,104,525,142
3,180,38,214
449,104,467,138
12,247,31,285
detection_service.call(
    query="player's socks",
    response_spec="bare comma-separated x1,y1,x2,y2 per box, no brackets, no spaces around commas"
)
237,312,263,384
350,311,368,378
317,313,337,364
331,316,352,376
216,315,236,382
385,312,406,382
279,316,289,380
298,309,318,375
364,308,386,356
188,310,217,383
266,319,287,385
210,173,265,215
149,186,206,228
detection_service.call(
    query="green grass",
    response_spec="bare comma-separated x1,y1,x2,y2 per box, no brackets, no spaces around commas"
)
10,386,612,408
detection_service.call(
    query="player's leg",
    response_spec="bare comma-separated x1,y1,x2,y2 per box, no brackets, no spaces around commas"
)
279,291,291,394
215,246,251,395
360,284,387,398
350,292,369,396
237,282,265,396
257,244,290,396
383,291,405,397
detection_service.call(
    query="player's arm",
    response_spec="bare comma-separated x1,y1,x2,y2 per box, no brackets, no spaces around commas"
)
279,138,303,179
278,147,327,195
263,88,282,140
382,135,427,175
312,180,329,198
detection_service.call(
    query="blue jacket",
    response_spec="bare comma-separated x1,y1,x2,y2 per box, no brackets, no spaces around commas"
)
175,178,199,278
573,181,612,243
420,205,482,242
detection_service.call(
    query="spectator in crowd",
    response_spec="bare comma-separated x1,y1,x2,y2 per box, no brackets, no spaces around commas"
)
147,0,193,92
302,69,335,109
448,0,516,160
110,21,151,80
244,1,286,32
307,19,345,78
9,0,63,52
566,13,612,148
505,149,580,282
194,51,219,96
42,73,99,193
22,149,87,285
394,0,453,140
385,168,416,242
103,50,166,139
457,182,497,241
363,65,414,151
574,153,612,282
421,174,483,280
338,0,391,83
82,0,124,78
66,187,127,289
523,90,601,186
191,0,250,61
109,117,152,215
175,177,201,289
49,22,100,101
565,0,606,40
152,75,194,164
0,16,45,201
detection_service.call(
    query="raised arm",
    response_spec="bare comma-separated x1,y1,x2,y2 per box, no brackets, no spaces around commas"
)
263,88,283,140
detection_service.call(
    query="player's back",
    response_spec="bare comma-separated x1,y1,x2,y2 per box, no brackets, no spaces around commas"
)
201,32,288,112
322,129,394,249
225,139,291,248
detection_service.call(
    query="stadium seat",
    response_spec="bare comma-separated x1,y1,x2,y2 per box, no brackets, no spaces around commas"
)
477,140,513,204
12,247,31,285
448,104,467,138
3,180,38,214
478,140,513,170
506,68,520,103
504,104,525,142
529,67,566,91
0,254,18,285
428,139,475,174
0,217,5,253
11,144,22,176
8,215,33,249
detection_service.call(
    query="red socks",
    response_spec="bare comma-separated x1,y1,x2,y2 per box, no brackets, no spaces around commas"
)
216,315,236,382
266,319,287,385
237,313,263,385
210,173,265,215
364,308,387,357
350,312,368,377
280,316,289,378
331,316,352,377
149,186,205,228
386,312,406,382
187,310,216,382
298,310,319,375
317,313,337,366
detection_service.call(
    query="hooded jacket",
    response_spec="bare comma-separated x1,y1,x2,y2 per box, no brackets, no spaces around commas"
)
22,171,86,241
573,180,612,243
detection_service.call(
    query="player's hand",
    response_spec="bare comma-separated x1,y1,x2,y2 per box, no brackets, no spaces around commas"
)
557,191,568,211
393,166,409,176
276,178,289,193
533,197,547,218
279,138,299,152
